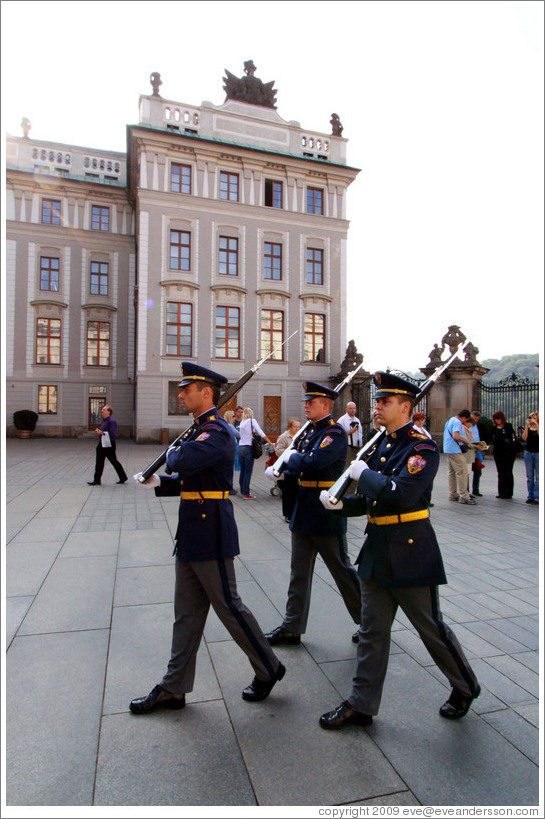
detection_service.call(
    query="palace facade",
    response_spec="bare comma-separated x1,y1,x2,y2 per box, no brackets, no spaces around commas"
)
5,67,360,440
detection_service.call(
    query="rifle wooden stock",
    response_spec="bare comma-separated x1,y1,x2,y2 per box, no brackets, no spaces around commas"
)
272,361,366,478
325,341,469,504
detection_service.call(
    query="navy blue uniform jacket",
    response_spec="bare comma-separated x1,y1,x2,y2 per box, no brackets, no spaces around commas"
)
154,409,239,561
287,415,347,537
337,422,447,588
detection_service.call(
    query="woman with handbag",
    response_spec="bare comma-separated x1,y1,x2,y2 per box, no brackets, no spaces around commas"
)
491,411,519,499
87,404,128,486
238,408,273,499
522,412,539,505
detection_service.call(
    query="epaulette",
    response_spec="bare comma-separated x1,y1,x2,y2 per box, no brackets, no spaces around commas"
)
408,429,429,440
202,422,222,431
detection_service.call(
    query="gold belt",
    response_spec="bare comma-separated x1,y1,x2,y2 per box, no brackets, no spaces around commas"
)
298,480,335,488
181,491,229,500
367,510,429,526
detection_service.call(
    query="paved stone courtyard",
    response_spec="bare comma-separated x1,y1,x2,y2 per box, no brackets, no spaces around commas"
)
4,438,541,811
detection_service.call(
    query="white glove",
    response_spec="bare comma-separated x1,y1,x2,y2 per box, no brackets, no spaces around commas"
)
264,465,276,481
348,460,369,481
167,442,180,460
285,449,300,464
320,490,343,511
133,472,161,488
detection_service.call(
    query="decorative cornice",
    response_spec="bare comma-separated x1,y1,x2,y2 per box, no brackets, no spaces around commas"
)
256,288,291,299
298,292,333,304
81,302,118,312
160,279,200,290
210,283,248,295
30,299,68,309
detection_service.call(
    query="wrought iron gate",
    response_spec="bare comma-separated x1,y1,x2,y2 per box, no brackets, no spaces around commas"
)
479,373,539,435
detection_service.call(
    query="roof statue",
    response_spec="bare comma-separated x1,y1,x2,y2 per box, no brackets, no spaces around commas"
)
330,113,344,136
223,60,278,109
21,117,31,138
150,72,162,97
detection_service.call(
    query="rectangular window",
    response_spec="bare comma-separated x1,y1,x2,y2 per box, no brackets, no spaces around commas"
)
36,318,61,364
38,385,58,414
215,306,240,359
91,205,109,231
169,229,191,271
264,179,283,208
264,242,282,280
306,248,324,285
41,199,61,225
219,236,238,276
219,171,239,202
260,309,284,360
40,257,60,291
306,187,324,215
304,313,325,362
166,302,193,356
87,321,110,366
90,261,109,295
170,163,192,194
168,381,185,415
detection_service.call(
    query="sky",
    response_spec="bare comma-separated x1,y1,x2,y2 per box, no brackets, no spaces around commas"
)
2,0,543,374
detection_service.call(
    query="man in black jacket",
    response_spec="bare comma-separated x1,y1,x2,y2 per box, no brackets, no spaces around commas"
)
319,371,480,729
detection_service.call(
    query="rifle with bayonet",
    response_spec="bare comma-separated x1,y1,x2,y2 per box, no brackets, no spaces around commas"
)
324,340,469,505
138,331,298,482
272,360,367,478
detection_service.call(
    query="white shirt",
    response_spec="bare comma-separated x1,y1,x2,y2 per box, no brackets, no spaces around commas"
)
337,412,363,448
239,417,266,446
413,423,432,439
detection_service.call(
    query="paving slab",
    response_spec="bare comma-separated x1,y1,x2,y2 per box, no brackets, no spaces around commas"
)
59,529,120,558
364,653,539,806
113,563,175,607
18,554,117,634
5,595,34,645
6,630,109,805
94,703,256,806
470,658,539,707
8,515,77,544
5,540,62,596
482,708,540,764
117,528,176,567
209,639,406,806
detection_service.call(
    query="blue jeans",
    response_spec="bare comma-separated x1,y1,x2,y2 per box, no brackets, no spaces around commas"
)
238,445,255,496
524,451,539,500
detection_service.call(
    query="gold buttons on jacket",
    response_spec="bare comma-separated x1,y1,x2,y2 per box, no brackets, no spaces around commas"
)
373,500,377,507
380,456,386,462
408,539,414,544
201,514,206,519
386,443,392,448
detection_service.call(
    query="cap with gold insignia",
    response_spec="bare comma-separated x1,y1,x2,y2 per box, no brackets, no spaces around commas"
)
302,381,338,401
373,371,419,399
178,362,228,388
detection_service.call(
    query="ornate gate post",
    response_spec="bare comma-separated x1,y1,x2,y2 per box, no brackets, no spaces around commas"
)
419,326,489,446
330,340,372,434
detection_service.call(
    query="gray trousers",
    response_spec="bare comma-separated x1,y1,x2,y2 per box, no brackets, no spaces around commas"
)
161,558,280,695
282,532,362,634
348,579,480,715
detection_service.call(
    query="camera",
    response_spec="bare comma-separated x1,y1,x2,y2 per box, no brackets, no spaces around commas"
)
350,421,358,427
